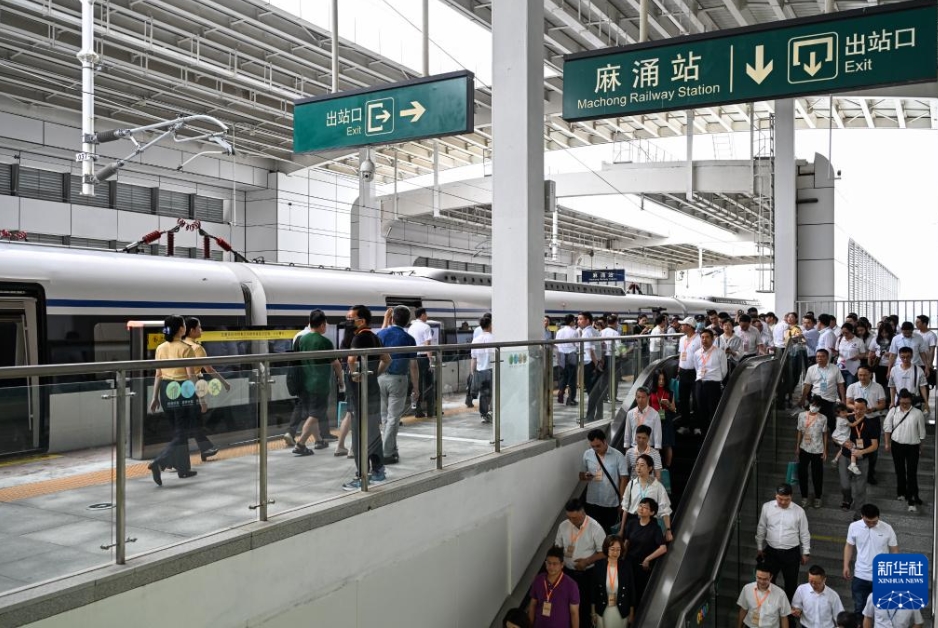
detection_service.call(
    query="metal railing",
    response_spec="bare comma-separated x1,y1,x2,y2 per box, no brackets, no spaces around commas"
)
0,331,679,585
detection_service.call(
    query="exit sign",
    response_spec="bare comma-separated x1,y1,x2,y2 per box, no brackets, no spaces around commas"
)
293,70,474,153
562,0,937,121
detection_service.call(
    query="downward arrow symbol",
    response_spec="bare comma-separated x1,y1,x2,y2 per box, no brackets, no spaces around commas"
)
746,45,774,84
803,51,823,76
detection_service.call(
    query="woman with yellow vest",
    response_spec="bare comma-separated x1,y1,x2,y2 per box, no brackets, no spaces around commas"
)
148,315,200,486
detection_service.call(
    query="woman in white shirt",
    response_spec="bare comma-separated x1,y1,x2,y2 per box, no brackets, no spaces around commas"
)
717,319,743,365
620,454,672,543
837,322,865,388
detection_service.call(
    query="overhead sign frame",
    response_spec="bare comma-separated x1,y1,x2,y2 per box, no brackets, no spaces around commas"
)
293,70,475,153
561,0,937,122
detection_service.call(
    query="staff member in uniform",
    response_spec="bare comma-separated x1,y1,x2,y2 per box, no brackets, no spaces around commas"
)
755,483,811,603
148,315,200,486
693,328,728,436
183,317,228,461
737,565,792,628
675,317,701,435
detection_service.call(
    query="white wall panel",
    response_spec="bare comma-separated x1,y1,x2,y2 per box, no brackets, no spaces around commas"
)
115,211,160,241
0,196,19,228
42,122,77,150
20,199,70,234
0,111,43,143
72,206,119,240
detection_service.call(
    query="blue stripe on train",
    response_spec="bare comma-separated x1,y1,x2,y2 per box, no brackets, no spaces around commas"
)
47,299,244,310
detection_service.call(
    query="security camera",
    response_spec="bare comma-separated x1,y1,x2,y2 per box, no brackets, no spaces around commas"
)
360,159,375,182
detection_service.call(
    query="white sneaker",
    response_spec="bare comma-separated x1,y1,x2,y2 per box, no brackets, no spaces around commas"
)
283,432,296,447
848,463,861,476
813,498,822,509
897,495,907,501
677,427,691,436
801,498,810,508
693,428,703,436
908,504,918,513
830,458,839,468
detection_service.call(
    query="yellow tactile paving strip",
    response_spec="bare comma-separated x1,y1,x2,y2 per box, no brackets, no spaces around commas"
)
0,405,476,503
0,441,290,503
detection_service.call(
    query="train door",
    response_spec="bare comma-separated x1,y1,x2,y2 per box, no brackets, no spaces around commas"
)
0,297,41,456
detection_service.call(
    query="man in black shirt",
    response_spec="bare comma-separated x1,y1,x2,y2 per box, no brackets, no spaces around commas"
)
343,305,391,490
835,398,879,515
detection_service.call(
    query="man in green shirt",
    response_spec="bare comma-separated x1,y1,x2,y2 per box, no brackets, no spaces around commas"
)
293,309,344,456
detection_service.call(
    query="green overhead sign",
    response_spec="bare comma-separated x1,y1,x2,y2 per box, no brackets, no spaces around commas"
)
293,70,474,153
562,0,937,121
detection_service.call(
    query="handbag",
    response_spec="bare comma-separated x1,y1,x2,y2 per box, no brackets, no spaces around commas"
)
595,454,624,535
471,369,492,395
785,460,799,485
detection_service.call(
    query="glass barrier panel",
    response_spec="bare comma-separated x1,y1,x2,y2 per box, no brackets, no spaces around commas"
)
124,362,258,560
490,344,543,451
0,374,116,596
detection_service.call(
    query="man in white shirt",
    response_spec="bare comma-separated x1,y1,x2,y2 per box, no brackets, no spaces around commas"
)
914,314,936,372
862,593,923,628
737,565,792,628
888,347,930,412
735,313,765,358
622,386,662,449
648,313,668,357
675,316,701,435
771,312,791,352
843,503,899,618
579,428,628,533
800,348,845,434
555,314,579,406
887,321,930,378
791,565,844,628
756,483,811,602
555,498,606,621
884,389,928,511
469,316,494,423
817,314,837,362
802,315,819,366
693,328,728,436
408,307,435,418
578,312,604,422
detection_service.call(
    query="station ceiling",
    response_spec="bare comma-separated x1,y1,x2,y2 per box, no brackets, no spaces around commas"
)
0,0,934,269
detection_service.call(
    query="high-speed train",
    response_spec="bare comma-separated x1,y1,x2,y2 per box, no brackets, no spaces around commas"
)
0,243,756,458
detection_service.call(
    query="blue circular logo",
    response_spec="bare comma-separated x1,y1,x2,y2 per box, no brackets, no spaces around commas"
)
180,380,196,399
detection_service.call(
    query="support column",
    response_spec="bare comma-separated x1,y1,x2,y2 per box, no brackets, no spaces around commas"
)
774,99,797,313
492,0,544,443
350,148,383,270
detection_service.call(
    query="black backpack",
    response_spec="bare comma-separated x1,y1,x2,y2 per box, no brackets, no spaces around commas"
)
286,336,305,397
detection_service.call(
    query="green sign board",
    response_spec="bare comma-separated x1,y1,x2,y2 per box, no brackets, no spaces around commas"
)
293,70,474,153
562,0,937,121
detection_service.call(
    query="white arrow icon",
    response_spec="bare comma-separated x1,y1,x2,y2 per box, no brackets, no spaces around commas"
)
803,51,823,76
746,45,774,84
400,101,426,123
374,109,391,123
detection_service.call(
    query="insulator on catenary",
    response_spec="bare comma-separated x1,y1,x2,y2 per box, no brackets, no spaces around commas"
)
214,237,233,252
140,230,162,244
203,236,211,259
167,231,175,257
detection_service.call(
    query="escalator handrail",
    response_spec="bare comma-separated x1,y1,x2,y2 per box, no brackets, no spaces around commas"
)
635,342,792,627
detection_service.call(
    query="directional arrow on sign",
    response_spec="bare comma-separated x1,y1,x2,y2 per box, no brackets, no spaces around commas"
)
400,101,426,123
375,109,391,123
803,51,823,76
746,45,774,84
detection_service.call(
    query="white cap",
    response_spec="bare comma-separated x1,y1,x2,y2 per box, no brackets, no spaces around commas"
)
680,316,697,326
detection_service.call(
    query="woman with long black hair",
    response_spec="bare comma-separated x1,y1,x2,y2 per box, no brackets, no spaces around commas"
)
871,320,895,388
148,315,200,486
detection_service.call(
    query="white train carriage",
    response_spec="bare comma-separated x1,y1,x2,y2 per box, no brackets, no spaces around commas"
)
0,243,751,458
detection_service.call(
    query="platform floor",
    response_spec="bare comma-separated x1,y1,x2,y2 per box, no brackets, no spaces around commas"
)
0,393,594,597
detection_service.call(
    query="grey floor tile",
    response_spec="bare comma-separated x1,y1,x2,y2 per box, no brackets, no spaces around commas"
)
22,518,114,553
0,503,88,536
0,533,61,563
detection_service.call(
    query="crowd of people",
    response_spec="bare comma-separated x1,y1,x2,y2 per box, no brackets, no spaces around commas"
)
503,308,934,628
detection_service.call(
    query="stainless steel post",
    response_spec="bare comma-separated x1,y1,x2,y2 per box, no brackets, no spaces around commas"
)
77,0,98,195
577,342,585,427
257,361,270,521
493,347,501,453
608,350,617,423
543,344,554,439
330,0,339,94
359,356,369,491
434,350,444,468
114,370,127,564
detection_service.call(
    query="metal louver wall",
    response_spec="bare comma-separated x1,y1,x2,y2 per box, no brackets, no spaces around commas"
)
17,167,66,202
69,176,110,208
193,196,224,222
847,239,899,301
115,183,154,214
0,164,12,195
157,190,191,218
